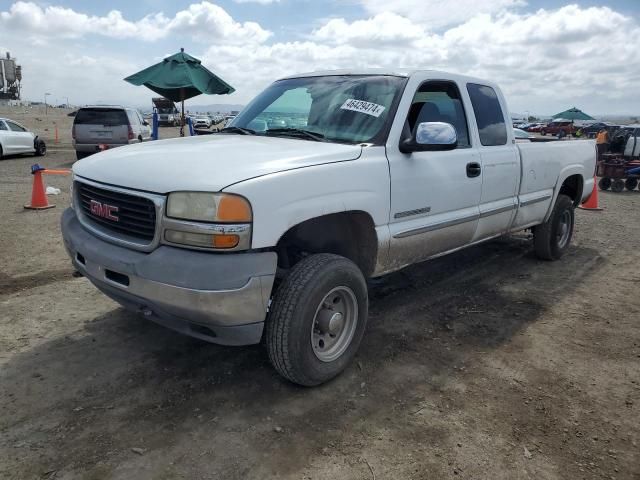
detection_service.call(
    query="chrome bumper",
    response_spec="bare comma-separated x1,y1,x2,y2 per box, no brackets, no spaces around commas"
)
61,208,277,345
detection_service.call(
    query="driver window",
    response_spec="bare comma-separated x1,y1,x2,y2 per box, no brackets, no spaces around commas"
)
404,81,471,148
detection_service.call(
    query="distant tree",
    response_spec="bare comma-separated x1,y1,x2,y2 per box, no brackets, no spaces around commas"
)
528,115,538,122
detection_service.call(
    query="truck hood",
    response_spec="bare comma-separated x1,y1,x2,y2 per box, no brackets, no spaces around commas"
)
73,134,363,193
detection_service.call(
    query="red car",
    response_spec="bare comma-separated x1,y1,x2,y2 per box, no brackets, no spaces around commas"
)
540,121,576,136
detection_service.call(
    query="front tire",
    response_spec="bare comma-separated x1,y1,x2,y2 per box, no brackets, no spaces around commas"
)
533,194,575,261
34,140,46,157
266,254,368,386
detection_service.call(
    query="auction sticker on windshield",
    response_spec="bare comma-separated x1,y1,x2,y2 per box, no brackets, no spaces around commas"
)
340,99,386,118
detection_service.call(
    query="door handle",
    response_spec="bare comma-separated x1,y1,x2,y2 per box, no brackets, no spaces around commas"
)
466,162,481,178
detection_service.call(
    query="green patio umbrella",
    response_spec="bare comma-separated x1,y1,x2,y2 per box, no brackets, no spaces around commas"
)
124,48,235,136
552,107,595,121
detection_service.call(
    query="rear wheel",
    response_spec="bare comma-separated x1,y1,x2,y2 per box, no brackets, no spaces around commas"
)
75,151,89,160
598,177,611,190
625,178,638,191
266,253,368,386
612,179,625,193
0,145,3,160
533,194,574,261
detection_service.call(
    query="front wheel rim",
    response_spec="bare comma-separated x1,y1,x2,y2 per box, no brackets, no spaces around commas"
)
557,209,573,249
311,286,358,362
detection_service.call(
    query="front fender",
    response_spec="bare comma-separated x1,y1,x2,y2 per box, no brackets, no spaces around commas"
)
224,148,390,249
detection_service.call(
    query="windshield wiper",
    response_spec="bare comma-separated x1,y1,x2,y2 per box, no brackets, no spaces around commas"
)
265,128,327,142
219,126,255,135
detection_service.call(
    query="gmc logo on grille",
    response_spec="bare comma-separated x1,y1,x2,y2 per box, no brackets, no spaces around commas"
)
90,200,119,221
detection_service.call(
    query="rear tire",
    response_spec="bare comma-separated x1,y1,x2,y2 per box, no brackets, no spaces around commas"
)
75,151,88,161
266,253,368,386
533,194,574,261
0,145,3,160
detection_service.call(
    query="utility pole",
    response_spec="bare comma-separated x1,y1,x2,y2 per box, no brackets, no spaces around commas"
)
44,92,51,115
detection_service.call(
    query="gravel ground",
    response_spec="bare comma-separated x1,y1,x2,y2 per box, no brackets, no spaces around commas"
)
0,109,639,480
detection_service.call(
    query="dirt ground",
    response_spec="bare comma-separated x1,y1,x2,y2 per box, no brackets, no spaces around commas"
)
1,109,639,480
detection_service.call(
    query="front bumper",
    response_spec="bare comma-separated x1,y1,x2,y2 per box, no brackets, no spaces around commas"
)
61,208,277,345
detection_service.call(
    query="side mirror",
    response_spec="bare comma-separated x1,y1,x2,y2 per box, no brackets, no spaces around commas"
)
400,121,457,154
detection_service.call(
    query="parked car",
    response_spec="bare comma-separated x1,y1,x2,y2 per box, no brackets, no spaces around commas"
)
152,97,179,126
513,128,533,142
193,116,212,129
0,117,46,159
540,121,576,136
62,69,596,386
579,122,617,139
72,106,152,160
223,115,236,127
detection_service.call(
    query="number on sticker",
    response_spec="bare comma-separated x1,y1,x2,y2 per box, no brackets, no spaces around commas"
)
340,99,386,118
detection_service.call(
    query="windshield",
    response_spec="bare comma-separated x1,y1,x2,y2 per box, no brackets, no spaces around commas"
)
230,75,406,144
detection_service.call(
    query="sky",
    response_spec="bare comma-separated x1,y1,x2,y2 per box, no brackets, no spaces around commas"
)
1,0,639,116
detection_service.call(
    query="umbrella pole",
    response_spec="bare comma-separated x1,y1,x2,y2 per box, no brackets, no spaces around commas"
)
180,93,185,137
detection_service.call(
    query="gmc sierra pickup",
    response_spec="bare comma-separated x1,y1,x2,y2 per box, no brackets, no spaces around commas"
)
61,69,597,386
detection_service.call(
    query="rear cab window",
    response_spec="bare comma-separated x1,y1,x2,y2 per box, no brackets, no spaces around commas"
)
74,108,129,126
466,83,508,146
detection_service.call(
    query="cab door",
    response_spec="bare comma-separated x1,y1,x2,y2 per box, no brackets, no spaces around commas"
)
466,83,519,241
386,77,482,267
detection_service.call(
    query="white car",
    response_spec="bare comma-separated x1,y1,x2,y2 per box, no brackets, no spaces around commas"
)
0,117,46,159
193,116,212,129
513,128,533,142
62,69,596,386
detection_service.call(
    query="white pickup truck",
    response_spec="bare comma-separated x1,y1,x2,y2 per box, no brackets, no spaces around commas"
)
61,69,596,386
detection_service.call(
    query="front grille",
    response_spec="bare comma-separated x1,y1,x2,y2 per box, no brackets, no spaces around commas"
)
76,181,156,241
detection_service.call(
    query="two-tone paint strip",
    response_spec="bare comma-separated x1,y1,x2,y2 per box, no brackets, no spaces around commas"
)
519,194,552,207
393,203,518,239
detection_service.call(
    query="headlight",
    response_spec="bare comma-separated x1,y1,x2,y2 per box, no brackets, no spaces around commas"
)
166,192,252,223
164,192,252,250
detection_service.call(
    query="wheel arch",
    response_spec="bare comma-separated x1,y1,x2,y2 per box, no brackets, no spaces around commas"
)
275,210,379,278
544,167,586,222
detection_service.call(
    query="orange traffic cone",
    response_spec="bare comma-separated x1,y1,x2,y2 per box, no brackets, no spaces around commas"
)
578,176,603,211
24,164,55,210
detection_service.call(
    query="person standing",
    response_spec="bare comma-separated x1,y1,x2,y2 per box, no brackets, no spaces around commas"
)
596,128,609,161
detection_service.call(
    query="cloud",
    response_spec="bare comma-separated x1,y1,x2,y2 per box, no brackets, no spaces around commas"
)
201,4,640,114
233,0,281,3
0,1,271,44
3,1,639,115
312,12,426,46
357,0,527,28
